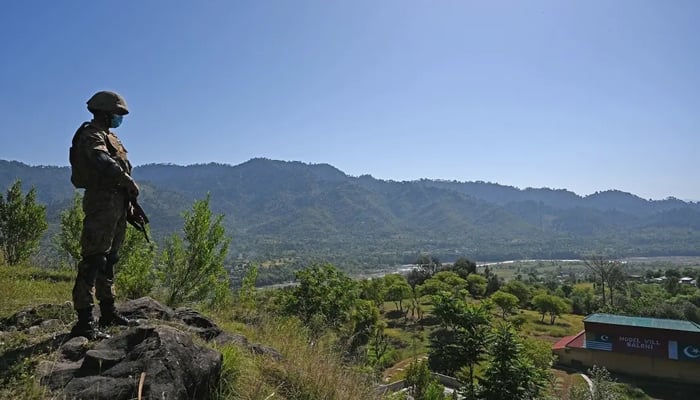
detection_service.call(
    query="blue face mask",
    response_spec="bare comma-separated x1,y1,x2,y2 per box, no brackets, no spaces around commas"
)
110,114,124,128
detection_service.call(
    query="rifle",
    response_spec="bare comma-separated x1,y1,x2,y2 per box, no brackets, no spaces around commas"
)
127,198,150,243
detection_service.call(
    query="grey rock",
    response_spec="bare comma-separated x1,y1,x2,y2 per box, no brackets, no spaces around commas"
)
212,332,249,347
23,298,284,399
0,303,73,331
81,349,127,372
40,318,61,330
37,360,81,390
43,325,222,400
250,342,283,361
27,325,40,335
62,376,136,400
60,336,89,361
116,297,175,321
175,307,222,340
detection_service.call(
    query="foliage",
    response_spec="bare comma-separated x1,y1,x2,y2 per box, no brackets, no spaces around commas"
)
465,274,487,298
450,257,477,279
568,365,621,400
253,316,383,400
478,324,548,400
420,271,466,297
405,359,446,400
532,294,571,325
8,160,700,278
359,277,387,308
385,274,412,313
156,194,231,307
430,292,491,397
584,255,622,308
501,279,531,307
115,225,157,299
569,286,598,315
0,180,47,265
52,191,83,269
485,273,502,296
236,264,258,318
344,299,381,359
491,290,519,319
285,263,358,331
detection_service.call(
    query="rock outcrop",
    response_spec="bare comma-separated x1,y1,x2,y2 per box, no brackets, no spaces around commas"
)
39,325,221,400
0,297,282,400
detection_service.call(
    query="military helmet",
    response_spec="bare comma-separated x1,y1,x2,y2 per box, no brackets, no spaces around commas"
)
86,91,129,115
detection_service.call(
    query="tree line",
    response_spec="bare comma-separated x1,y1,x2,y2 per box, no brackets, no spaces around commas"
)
0,179,230,309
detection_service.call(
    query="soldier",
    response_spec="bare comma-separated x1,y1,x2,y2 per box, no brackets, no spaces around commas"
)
68,90,139,339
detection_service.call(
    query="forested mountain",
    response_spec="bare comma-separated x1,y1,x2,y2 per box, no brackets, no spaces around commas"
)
2,158,700,273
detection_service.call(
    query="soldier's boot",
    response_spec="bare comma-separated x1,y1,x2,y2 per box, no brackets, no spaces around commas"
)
99,300,133,327
70,307,110,340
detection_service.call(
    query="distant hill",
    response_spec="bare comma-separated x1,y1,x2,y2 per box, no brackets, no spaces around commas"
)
2,158,700,276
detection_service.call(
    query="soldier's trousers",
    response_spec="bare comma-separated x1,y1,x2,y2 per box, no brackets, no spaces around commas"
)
72,189,127,310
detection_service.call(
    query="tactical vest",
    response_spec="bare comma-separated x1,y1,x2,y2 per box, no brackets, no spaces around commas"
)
69,123,132,189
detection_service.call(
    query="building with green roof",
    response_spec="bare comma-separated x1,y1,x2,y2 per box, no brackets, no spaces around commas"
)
553,313,700,384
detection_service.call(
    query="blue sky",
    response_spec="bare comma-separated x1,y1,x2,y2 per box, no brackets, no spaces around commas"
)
1,1,698,200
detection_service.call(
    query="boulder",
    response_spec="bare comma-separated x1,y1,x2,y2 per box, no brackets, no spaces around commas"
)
174,307,222,340
113,296,175,321
0,302,73,331
1,298,282,399
41,325,222,400
59,336,89,361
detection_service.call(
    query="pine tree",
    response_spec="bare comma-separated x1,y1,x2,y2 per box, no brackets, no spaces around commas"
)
479,324,547,400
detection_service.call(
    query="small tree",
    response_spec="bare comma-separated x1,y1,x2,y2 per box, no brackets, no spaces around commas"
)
53,191,83,269
430,292,491,397
157,195,231,307
116,225,156,299
451,257,477,279
405,359,446,400
0,180,48,265
479,324,548,400
466,274,487,298
359,278,387,309
501,280,531,307
385,274,412,313
237,264,258,316
345,299,380,358
286,263,358,330
491,290,519,319
584,255,621,307
569,365,620,400
532,294,570,325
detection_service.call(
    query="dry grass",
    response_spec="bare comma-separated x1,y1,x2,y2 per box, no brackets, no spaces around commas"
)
248,317,382,400
1,264,383,400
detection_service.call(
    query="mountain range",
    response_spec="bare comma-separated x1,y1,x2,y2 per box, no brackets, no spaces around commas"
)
2,158,700,278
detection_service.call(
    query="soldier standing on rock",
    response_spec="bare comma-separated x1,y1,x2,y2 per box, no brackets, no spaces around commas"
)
68,91,137,339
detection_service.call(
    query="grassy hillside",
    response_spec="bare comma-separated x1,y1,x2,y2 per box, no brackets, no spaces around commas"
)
0,264,382,400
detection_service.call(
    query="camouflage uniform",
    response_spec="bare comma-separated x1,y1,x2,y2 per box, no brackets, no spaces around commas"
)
71,124,132,310
68,90,136,340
